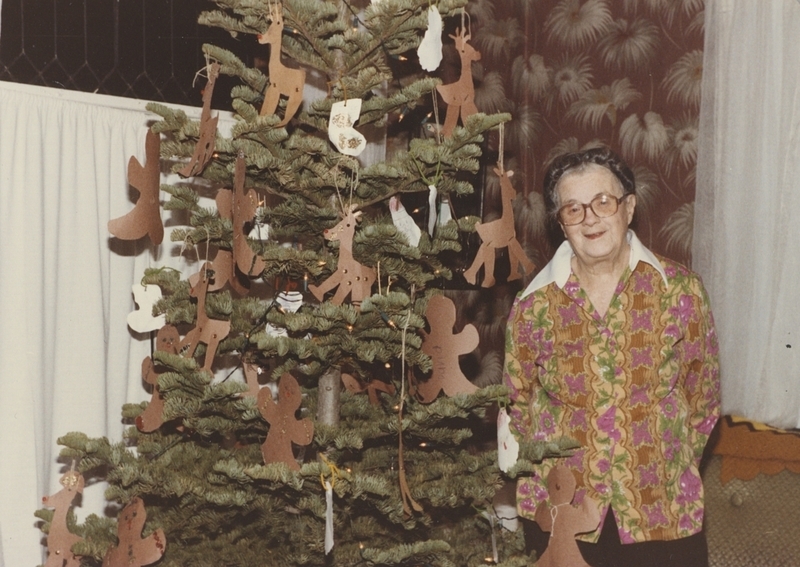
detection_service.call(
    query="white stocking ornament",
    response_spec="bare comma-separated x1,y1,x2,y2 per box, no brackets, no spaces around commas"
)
328,99,366,157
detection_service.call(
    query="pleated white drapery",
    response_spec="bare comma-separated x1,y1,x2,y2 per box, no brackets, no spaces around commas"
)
0,81,226,567
694,0,800,429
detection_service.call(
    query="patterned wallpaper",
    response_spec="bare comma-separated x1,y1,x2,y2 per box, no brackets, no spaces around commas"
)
468,0,705,267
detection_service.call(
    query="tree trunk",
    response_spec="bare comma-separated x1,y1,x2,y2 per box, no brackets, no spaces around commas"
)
316,367,341,427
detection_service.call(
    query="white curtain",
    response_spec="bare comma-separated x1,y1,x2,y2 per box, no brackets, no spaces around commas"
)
694,0,800,429
0,81,228,567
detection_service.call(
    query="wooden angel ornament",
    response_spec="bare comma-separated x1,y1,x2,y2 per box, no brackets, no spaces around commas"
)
417,294,479,402
42,469,85,567
463,167,535,288
136,324,180,433
108,129,164,245
435,27,481,138
258,3,306,127
101,497,166,567
179,262,231,372
179,61,220,178
534,465,601,567
309,205,376,307
258,373,314,470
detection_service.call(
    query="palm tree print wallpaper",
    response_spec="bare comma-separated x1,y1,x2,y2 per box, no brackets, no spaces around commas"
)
447,0,705,386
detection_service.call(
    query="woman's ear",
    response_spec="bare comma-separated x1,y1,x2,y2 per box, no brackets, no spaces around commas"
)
625,194,637,225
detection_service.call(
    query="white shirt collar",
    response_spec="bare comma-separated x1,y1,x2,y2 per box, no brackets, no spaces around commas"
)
519,230,668,299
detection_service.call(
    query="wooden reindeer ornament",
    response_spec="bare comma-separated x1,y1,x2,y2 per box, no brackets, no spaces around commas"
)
463,167,535,288
258,373,314,470
309,205,376,307
136,324,180,433
179,262,231,372
108,129,164,245
232,154,267,278
179,61,220,178
102,497,166,567
534,465,600,567
435,27,481,138
417,294,479,402
258,4,306,127
42,469,85,567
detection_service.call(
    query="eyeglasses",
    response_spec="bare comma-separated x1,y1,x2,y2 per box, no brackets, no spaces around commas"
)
557,193,629,226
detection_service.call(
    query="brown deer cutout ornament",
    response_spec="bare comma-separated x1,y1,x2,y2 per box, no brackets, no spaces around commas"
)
242,361,262,398
341,373,396,406
435,27,481,138
417,294,479,403
42,470,85,567
108,129,164,245
179,262,232,372
534,465,601,567
308,205,376,307
463,168,536,288
101,497,166,567
258,373,314,470
258,4,306,127
232,155,267,277
136,324,180,433
179,62,220,178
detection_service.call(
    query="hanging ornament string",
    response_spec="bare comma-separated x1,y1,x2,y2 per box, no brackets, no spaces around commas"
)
319,453,341,554
431,89,442,145
549,503,569,538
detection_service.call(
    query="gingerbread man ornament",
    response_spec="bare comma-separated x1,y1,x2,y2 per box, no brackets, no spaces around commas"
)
42,469,85,567
102,497,166,567
258,373,314,470
534,465,601,567
417,294,479,403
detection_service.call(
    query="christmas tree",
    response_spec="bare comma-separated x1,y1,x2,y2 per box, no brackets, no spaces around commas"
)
35,0,574,565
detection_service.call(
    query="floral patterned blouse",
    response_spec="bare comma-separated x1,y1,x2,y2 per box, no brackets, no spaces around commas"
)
504,232,720,543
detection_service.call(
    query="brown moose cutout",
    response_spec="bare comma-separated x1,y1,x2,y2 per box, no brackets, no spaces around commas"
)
179,262,231,372
258,373,314,470
179,62,220,178
341,373,396,406
463,168,535,288
309,205,376,307
101,497,166,567
136,324,180,433
42,470,85,567
417,294,479,403
108,129,164,245
435,27,481,138
232,155,267,278
534,465,601,567
258,4,306,127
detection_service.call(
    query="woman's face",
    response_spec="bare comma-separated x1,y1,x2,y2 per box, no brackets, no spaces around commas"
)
556,165,636,268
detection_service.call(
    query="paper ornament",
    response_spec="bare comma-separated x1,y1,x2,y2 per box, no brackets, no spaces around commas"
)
389,196,421,246
102,497,166,567
265,291,304,337
127,283,167,334
497,406,520,473
136,324,180,433
258,4,306,127
108,129,164,245
179,262,232,372
328,99,367,157
242,361,262,398
427,185,438,236
341,373,396,406
257,373,314,470
463,168,535,288
42,470,85,567
417,294,479,402
533,465,600,567
309,205,376,307
232,155,267,277
417,5,443,72
435,28,481,138
179,61,220,178
210,189,251,296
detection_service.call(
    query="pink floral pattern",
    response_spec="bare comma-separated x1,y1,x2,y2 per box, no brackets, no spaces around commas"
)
504,251,720,543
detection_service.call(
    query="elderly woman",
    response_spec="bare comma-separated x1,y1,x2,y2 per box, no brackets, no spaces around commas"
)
504,148,720,567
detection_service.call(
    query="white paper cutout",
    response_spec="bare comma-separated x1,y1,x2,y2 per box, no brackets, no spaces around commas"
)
497,407,519,472
324,480,334,554
417,5,443,72
389,196,422,246
127,283,166,333
328,99,366,157
265,291,304,338
427,184,438,236
437,195,452,230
